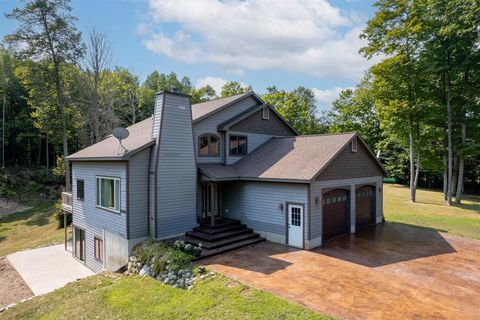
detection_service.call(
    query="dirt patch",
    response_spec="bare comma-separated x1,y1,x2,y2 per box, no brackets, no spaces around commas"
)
226,280,238,288
0,257,33,309
0,197,31,215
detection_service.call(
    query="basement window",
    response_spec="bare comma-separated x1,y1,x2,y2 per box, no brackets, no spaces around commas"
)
96,176,120,213
94,237,103,262
351,137,358,152
262,106,270,119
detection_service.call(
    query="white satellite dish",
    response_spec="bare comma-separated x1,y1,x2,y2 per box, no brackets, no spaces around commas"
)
112,127,129,155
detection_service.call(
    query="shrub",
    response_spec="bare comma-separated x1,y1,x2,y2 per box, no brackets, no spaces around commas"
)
54,199,72,228
133,240,195,273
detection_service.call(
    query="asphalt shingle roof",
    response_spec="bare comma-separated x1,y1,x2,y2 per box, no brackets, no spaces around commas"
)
191,92,252,121
68,92,254,160
198,133,358,182
66,117,154,161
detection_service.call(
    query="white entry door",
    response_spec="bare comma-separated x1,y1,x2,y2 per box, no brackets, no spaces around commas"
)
288,204,303,248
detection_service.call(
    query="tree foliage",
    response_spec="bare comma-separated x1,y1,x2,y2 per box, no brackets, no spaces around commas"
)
262,86,326,135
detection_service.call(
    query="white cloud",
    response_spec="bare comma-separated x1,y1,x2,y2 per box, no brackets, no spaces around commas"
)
196,76,248,94
141,0,374,79
196,76,228,94
313,86,352,112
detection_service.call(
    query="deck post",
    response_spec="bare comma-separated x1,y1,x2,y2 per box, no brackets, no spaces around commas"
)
64,210,67,251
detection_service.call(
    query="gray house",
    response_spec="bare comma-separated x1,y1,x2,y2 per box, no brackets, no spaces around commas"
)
63,90,386,272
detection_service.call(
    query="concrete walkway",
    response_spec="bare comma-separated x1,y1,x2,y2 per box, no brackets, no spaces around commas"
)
7,244,94,295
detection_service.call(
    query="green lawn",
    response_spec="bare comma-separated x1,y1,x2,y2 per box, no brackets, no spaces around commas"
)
384,184,480,239
0,202,68,257
0,273,330,320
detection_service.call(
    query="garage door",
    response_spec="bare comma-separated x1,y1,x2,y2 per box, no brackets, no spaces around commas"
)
356,185,375,230
322,189,350,241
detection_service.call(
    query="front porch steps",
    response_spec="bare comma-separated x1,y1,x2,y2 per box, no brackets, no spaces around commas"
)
185,218,265,259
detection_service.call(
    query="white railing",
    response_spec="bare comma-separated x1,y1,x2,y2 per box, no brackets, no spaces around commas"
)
61,192,73,213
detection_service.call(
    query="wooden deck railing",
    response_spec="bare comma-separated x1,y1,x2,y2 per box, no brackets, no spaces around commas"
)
61,192,73,213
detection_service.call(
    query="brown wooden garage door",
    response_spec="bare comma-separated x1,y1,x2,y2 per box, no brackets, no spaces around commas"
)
355,185,375,230
322,189,350,241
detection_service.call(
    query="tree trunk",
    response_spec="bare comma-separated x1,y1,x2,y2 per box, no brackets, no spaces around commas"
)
1,73,5,169
130,91,136,124
46,133,49,178
53,62,71,191
412,150,420,201
37,135,41,165
452,155,458,196
455,123,466,204
443,154,447,200
446,75,453,206
92,71,101,143
409,131,416,202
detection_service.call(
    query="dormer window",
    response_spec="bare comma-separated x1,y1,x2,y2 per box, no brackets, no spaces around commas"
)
229,135,247,156
199,134,219,157
351,137,358,152
262,106,270,120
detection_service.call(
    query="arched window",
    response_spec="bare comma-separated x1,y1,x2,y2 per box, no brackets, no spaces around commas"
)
199,134,219,157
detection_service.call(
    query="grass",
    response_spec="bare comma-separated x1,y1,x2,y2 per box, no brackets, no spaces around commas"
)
0,273,331,320
0,202,68,257
384,184,480,240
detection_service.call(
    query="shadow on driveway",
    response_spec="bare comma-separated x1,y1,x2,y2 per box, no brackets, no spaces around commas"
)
317,222,457,267
203,222,480,319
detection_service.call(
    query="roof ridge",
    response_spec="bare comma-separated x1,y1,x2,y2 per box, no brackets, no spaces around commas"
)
272,132,357,139
192,91,252,107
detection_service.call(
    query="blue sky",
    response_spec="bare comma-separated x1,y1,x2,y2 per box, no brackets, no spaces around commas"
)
0,0,377,111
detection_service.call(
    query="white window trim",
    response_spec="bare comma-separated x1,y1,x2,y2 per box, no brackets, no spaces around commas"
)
351,137,358,152
262,106,270,120
96,176,121,213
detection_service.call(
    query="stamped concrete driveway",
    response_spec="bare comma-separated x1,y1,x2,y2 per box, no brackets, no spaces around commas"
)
203,223,480,320
7,244,93,295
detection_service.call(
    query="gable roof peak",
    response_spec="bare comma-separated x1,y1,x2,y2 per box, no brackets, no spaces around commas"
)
191,91,262,122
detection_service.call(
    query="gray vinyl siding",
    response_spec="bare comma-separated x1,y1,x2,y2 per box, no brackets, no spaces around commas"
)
155,93,197,238
221,181,308,242
230,108,296,136
316,142,384,181
227,131,273,165
148,94,164,237
72,161,127,273
128,148,150,239
193,96,258,164
309,180,323,240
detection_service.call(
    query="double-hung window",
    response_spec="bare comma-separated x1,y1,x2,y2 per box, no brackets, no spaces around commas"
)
229,135,247,156
199,134,219,157
96,176,120,212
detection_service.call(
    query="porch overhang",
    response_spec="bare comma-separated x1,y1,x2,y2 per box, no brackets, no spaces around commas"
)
198,165,309,184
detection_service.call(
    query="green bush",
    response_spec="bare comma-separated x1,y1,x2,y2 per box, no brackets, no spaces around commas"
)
133,240,195,273
55,199,72,228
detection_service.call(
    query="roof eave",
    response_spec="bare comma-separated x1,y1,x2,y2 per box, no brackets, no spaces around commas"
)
67,140,155,162
198,167,309,184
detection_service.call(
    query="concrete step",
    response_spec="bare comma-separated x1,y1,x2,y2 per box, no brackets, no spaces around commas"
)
193,223,247,235
198,218,241,228
186,227,253,242
186,232,262,250
195,237,266,260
